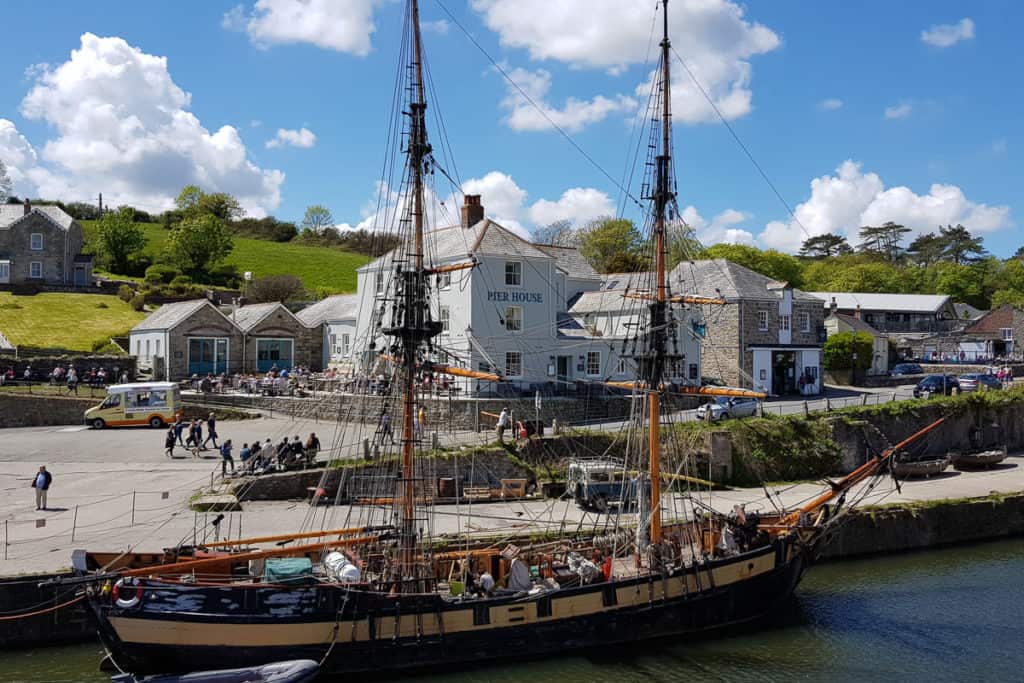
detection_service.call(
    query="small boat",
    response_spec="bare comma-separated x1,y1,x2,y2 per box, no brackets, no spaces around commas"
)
110,659,319,683
950,446,1009,470
893,456,949,479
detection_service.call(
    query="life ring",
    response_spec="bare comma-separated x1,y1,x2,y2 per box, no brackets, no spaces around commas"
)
112,579,143,609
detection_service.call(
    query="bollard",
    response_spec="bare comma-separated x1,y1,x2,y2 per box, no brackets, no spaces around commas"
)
373,445,380,461
431,431,440,450
363,438,371,460
825,398,832,411
891,391,897,402
802,401,809,417
860,394,868,406
551,418,559,435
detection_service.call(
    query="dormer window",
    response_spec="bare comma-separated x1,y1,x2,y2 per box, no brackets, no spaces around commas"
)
30,233,43,251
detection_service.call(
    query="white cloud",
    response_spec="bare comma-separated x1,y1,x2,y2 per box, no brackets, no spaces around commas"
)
422,19,449,35
682,205,755,246
758,160,1013,253
921,18,975,48
500,65,636,132
473,0,780,125
0,119,40,196
884,102,912,119
14,33,282,215
224,0,380,55
266,127,317,149
528,187,615,226
819,98,843,110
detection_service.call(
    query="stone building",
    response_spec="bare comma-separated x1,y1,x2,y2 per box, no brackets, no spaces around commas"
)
959,305,1024,360
0,200,92,286
296,294,360,369
129,299,322,379
673,260,825,395
825,311,890,376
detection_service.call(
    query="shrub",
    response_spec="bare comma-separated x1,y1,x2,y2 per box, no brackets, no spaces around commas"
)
144,264,181,285
117,284,135,302
95,301,109,309
129,293,146,311
93,342,125,355
0,302,23,310
170,274,192,287
208,263,241,288
823,331,874,371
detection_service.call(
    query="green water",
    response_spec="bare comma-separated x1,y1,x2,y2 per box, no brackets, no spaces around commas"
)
3,539,1023,682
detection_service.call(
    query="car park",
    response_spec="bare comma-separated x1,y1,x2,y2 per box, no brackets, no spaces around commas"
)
696,395,761,421
958,373,1002,392
912,374,960,398
891,363,924,376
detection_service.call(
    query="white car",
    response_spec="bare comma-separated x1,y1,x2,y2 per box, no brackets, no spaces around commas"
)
696,395,761,421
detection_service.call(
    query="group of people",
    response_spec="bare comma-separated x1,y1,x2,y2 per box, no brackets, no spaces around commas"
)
0,364,127,391
164,412,220,458
988,365,1015,384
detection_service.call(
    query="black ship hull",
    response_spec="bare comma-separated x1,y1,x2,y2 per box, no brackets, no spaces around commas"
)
89,540,808,677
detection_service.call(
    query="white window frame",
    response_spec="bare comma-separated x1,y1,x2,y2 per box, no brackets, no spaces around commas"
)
155,339,161,357
439,271,452,290
329,333,338,356
800,311,811,333
1001,328,1013,341
29,261,42,279
341,333,351,356
586,350,601,376
505,351,523,378
780,314,791,332
30,233,43,251
615,357,631,375
504,261,522,287
505,305,522,333
374,272,383,295
145,339,151,359
440,306,450,334
757,310,768,331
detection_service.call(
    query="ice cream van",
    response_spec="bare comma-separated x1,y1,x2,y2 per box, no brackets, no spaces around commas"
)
84,382,182,429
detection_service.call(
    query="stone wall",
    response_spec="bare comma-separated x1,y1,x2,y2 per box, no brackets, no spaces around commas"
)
0,354,136,380
700,303,741,386
0,394,97,428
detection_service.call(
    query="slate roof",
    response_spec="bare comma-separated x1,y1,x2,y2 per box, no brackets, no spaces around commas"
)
297,294,361,325
829,313,881,336
809,291,950,313
533,244,600,280
0,205,76,230
228,303,284,332
672,259,820,302
569,289,635,315
954,302,985,321
131,299,211,332
359,219,553,272
963,305,1014,337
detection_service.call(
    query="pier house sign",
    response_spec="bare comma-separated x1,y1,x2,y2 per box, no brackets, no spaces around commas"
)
487,291,543,303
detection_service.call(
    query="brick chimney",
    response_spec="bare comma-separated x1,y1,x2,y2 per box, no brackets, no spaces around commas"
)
461,194,484,229
854,304,862,320
23,198,31,216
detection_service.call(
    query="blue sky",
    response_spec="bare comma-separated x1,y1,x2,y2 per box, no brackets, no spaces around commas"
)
0,1,1018,255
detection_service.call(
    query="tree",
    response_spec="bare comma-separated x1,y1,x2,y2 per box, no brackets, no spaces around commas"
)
666,220,703,268
798,233,852,259
96,207,146,274
0,159,12,203
699,243,804,286
938,224,986,265
301,205,335,234
247,274,305,303
533,220,579,247
175,185,203,213
990,289,1024,308
823,331,874,371
578,217,647,273
174,185,244,222
164,214,234,280
857,222,910,262
906,232,945,267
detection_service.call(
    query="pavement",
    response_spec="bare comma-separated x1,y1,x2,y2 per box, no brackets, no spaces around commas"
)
4,383,1019,577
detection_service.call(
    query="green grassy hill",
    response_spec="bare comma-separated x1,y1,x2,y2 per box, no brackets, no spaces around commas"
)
81,221,369,293
0,292,146,351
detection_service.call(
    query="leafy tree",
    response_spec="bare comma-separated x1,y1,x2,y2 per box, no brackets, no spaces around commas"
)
175,185,203,213
823,331,874,371
932,262,984,308
301,205,335,234
96,207,146,274
801,254,901,293
938,223,986,265
798,233,852,259
857,222,910,262
164,214,234,280
699,243,804,286
990,289,1024,308
247,274,305,303
231,216,298,242
0,159,13,203
578,217,647,273
666,220,703,268
174,185,243,222
906,232,945,266
532,220,578,247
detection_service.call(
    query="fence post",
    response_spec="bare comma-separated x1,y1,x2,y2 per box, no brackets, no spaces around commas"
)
825,398,832,411
891,391,897,402
860,394,868,406
802,401,809,417
131,491,136,525
71,505,79,542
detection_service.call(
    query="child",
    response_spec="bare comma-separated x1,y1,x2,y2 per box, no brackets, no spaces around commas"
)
164,427,176,458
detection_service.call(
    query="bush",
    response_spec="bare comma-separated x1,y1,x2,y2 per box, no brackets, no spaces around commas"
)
247,274,305,303
129,293,146,311
124,255,153,278
823,331,874,371
208,263,241,288
117,284,135,302
144,264,181,285
93,342,126,355
170,274,192,287
0,302,23,310
95,301,109,309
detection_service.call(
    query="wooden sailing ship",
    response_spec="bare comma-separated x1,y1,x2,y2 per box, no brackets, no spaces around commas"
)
73,1,946,676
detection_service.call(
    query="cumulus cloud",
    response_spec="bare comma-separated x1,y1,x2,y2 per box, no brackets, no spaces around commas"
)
528,187,615,226
10,33,283,215
921,18,975,48
819,98,843,110
224,0,380,55
422,19,449,35
499,65,636,133
0,119,41,196
681,205,755,246
473,0,780,125
266,127,317,149
884,102,912,119
758,160,1012,253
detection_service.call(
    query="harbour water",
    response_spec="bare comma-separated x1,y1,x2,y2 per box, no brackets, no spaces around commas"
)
3,538,1023,682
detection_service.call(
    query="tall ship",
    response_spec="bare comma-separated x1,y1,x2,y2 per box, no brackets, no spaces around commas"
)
72,1,943,676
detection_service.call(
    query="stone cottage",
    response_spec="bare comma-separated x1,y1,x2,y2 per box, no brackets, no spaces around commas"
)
0,200,92,286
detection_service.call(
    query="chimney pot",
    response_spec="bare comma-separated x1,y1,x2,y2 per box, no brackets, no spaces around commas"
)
829,296,838,314
853,304,862,320
23,198,31,216
461,194,484,229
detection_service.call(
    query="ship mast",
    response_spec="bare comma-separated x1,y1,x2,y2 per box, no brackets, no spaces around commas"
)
647,0,674,547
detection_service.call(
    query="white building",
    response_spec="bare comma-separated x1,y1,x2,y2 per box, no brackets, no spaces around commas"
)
297,294,361,369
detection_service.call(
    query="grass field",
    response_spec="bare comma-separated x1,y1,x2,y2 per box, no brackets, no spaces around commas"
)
81,221,369,293
0,292,146,351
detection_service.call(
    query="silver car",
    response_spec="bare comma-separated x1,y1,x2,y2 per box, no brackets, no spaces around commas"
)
696,395,761,421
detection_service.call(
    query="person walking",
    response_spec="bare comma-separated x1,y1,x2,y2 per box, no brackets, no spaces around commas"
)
380,412,393,443
31,466,52,510
304,432,320,467
173,416,186,446
495,407,510,443
164,427,176,458
220,440,235,477
203,412,219,450
239,442,252,473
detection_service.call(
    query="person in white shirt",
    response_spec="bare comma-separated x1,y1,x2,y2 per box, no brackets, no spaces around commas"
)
496,408,510,443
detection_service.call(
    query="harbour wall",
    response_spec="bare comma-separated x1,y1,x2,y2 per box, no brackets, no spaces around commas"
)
3,491,1022,650
0,394,96,428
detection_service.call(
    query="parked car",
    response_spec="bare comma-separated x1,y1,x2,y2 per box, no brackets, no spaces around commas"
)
696,395,761,421
912,374,960,398
957,373,1002,392
891,363,924,376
